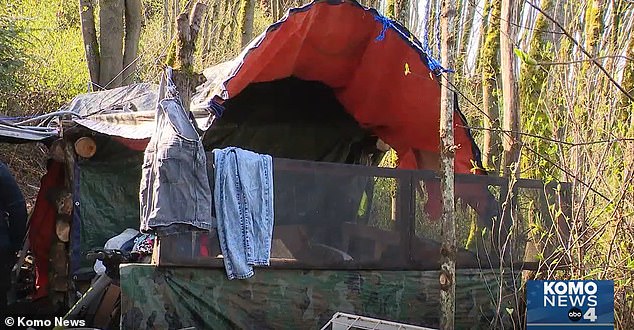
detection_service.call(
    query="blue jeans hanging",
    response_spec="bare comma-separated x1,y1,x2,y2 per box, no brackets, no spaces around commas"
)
213,147,274,280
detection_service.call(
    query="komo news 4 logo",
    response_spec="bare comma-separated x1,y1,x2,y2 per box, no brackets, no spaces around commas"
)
527,280,614,329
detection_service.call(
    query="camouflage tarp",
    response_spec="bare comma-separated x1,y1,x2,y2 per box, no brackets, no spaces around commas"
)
120,264,518,329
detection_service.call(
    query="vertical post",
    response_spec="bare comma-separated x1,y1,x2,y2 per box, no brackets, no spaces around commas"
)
439,0,456,328
500,0,519,178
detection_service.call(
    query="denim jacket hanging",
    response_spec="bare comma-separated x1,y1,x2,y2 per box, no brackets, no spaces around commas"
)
140,67,213,235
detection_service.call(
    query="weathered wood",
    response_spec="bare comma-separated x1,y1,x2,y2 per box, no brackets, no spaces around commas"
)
439,0,457,328
74,136,97,158
189,2,207,46
49,139,66,162
55,190,74,216
99,0,125,89
123,0,143,85
175,13,191,70
61,141,76,303
78,0,100,88
56,217,70,243
169,2,207,110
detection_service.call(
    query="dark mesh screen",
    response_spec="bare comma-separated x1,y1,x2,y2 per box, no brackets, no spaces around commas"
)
158,157,572,270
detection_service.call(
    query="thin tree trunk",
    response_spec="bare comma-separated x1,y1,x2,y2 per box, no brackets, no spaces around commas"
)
584,0,605,57
171,2,207,111
238,0,256,47
474,0,491,73
164,0,170,40
394,0,409,27
439,0,456,328
271,0,279,20
78,0,100,89
123,0,143,85
500,0,520,177
481,0,501,173
214,0,230,51
456,0,475,72
621,12,634,222
201,3,215,61
386,0,396,18
99,0,125,89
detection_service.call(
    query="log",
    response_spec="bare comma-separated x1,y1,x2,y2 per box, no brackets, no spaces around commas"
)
74,136,97,158
56,218,70,243
49,139,66,162
56,191,74,216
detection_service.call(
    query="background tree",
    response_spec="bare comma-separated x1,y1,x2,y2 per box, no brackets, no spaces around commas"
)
78,0,143,89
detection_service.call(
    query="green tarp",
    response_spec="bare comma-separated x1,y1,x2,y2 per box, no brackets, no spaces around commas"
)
120,264,517,329
78,146,143,269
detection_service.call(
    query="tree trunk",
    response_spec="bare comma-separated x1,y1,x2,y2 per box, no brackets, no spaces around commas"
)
584,0,605,57
123,0,143,85
481,0,501,173
455,0,475,72
271,0,279,20
163,0,170,40
170,2,207,111
238,0,256,48
78,0,100,89
474,0,491,73
385,0,396,18
439,0,456,328
201,5,216,65
99,0,125,89
620,7,634,241
500,0,520,177
394,0,409,27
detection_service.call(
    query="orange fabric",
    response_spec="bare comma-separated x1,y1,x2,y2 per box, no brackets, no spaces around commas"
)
222,1,481,174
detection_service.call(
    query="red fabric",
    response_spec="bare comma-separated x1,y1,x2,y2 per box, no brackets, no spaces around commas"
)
199,233,210,257
28,161,65,300
112,136,149,151
222,1,482,175
216,1,496,220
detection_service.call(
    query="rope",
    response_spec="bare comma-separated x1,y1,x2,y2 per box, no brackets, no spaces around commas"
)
374,14,391,41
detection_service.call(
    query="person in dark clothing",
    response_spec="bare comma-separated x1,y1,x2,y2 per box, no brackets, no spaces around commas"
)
0,161,27,311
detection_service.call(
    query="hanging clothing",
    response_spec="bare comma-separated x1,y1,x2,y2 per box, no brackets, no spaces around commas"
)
213,147,274,280
140,68,213,235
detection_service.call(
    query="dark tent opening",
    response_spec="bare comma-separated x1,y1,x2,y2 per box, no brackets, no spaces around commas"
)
203,77,382,165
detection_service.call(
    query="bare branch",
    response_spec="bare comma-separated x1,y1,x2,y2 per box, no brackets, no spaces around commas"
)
525,0,634,102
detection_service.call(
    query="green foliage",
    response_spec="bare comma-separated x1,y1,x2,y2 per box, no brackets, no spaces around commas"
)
513,48,537,66
9,0,89,100
0,10,27,93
